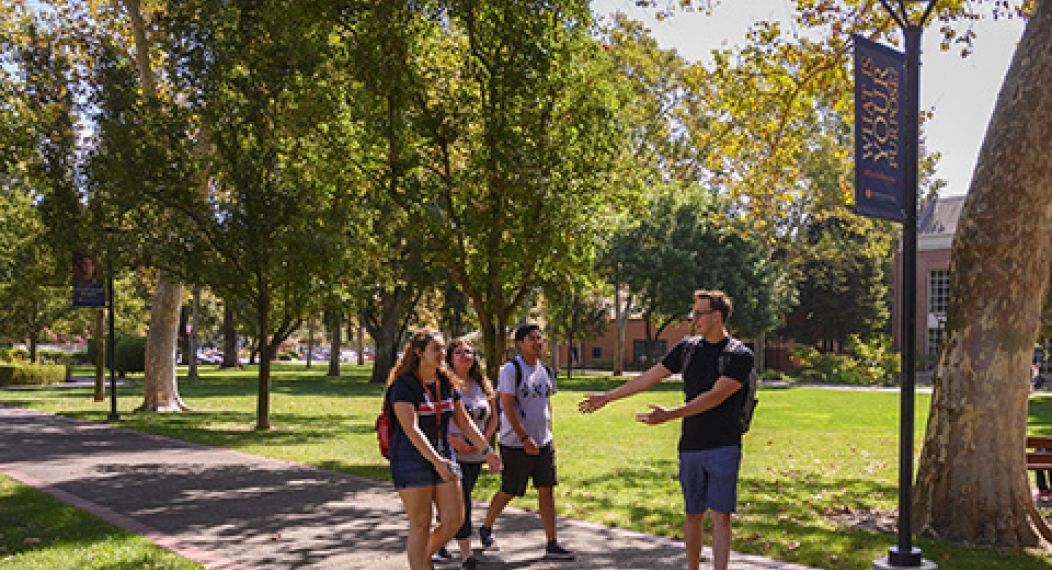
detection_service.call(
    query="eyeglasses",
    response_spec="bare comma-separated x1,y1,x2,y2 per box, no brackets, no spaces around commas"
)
453,349,474,357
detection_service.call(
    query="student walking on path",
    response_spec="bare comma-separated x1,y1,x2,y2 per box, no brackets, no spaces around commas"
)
479,324,575,561
386,328,501,570
434,338,499,570
579,290,754,570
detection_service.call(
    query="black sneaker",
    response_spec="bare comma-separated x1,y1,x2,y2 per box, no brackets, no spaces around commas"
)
459,556,479,570
544,539,575,561
478,526,495,549
432,546,455,563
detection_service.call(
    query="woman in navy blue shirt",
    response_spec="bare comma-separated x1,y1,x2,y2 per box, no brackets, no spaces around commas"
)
387,328,501,570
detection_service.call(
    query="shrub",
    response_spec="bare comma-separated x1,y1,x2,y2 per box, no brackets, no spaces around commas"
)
759,369,785,381
115,336,147,374
790,335,900,386
0,363,68,386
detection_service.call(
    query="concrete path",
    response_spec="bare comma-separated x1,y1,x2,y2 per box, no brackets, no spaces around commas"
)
0,406,817,570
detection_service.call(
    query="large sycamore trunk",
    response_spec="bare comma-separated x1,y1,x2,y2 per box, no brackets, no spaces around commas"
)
123,0,188,413
140,274,189,411
913,0,1052,546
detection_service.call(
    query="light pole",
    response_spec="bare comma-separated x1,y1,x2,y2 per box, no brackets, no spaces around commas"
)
873,1,936,568
103,227,120,422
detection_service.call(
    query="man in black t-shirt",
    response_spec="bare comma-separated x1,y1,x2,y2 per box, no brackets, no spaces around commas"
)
579,290,753,570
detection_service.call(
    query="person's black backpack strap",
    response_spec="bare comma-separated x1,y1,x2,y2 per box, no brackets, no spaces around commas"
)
717,338,759,434
510,357,525,418
679,335,704,377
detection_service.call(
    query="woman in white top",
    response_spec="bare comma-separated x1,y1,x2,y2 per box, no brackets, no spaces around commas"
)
443,338,498,570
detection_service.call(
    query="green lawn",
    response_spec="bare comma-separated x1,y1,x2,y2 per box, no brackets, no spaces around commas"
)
0,474,203,569
3,364,1051,569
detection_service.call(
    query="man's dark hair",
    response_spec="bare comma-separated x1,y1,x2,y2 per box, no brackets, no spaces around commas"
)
513,323,542,343
694,289,733,322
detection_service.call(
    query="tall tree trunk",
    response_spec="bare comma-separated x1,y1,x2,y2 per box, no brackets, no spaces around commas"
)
256,285,272,430
913,2,1052,546
362,290,413,384
221,302,239,368
613,281,627,376
476,308,509,385
549,336,561,377
371,331,398,385
121,0,187,412
28,323,37,363
327,309,342,377
178,307,190,365
306,315,314,369
94,308,105,401
756,331,767,374
188,286,200,380
355,320,365,366
140,274,189,411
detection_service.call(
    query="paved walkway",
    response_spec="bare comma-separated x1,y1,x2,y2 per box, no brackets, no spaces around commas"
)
0,406,816,570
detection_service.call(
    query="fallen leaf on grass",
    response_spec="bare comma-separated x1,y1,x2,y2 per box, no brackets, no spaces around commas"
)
787,540,801,550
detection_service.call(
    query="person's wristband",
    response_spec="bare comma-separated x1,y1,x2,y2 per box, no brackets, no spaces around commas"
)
482,445,493,455
520,434,532,443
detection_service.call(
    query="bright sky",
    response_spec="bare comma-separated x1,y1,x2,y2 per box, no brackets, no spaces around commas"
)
592,0,1026,196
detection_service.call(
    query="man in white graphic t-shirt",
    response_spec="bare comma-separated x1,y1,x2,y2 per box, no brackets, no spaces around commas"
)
478,324,574,561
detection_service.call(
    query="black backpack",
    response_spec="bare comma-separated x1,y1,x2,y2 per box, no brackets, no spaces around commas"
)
680,336,759,433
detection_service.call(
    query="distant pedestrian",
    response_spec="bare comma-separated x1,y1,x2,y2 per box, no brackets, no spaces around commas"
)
432,338,499,570
479,324,574,561
386,328,501,570
579,290,753,570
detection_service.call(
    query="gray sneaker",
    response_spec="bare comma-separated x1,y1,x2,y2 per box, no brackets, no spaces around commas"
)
459,556,479,570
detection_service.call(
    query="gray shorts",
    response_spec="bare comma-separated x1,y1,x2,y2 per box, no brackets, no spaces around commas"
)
679,445,741,514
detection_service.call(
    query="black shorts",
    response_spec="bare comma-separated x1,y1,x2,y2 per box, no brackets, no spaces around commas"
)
500,443,557,496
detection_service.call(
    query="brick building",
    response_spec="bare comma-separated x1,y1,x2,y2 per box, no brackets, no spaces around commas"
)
891,195,963,366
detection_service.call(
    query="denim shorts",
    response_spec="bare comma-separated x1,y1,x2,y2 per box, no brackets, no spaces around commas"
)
679,445,741,514
390,447,454,490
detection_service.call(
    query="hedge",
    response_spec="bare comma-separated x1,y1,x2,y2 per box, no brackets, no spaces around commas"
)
115,336,147,374
0,364,69,387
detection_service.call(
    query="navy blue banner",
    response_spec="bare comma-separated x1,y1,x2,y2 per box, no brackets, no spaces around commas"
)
854,34,906,223
72,253,106,308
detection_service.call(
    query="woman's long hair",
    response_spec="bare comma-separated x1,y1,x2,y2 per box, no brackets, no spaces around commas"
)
387,327,451,386
445,338,494,398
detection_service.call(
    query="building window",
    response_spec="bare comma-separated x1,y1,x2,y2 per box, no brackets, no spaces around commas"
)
592,347,602,359
633,339,667,365
927,327,945,360
928,270,949,315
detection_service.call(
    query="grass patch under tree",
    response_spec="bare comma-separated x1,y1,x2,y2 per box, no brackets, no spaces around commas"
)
3,363,1052,569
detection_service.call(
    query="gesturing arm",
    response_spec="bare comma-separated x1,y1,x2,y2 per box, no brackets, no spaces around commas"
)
635,377,742,425
578,362,673,414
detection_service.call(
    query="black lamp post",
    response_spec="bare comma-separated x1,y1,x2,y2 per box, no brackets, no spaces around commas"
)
874,1,937,568
103,227,120,422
